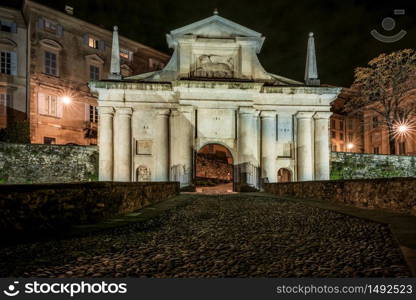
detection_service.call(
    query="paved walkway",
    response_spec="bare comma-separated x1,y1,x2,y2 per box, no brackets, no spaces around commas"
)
257,193,416,276
0,193,412,278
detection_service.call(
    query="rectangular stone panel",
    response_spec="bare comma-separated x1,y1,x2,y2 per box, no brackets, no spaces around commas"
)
277,142,292,158
136,140,152,155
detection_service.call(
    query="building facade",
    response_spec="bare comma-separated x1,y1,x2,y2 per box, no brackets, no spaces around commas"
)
330,87,416,156
0,0,169,145
91,13,341,188
330,88,363,153
0,6,27,130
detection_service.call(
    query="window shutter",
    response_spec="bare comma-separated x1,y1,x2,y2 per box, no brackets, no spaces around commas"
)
57,24,63,37
57,98,63,118
10,52,17,76
38,93,46,114
37,17,44,30
98,40,105,51
11,23,17,33
85,103,90,121
83,33,89,45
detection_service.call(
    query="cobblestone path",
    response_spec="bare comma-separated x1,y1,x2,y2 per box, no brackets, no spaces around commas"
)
0,194,410,277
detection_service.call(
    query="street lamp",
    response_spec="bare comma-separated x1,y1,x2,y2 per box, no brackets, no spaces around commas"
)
347,143,354,150
397,124,408,134
61,96,72,105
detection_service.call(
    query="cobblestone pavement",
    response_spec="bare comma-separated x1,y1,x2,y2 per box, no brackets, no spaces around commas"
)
0,194,410,277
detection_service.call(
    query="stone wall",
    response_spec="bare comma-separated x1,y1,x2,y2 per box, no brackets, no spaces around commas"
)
0,182,179,235
0,142,98,184
331,152,416,179
264,178,416,216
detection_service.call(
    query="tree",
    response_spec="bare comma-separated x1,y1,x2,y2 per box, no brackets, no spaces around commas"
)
346,49,416,154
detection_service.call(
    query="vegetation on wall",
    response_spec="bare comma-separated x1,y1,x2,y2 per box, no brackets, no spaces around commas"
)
330,152,416,180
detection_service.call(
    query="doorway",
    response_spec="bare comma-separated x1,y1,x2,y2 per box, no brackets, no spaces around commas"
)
195,144,234,193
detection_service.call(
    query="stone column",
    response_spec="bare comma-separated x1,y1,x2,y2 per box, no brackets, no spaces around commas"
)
261,111,277,182
238,107,259,187
314,112,332,180
98,107,114,181
113,107,132,181
296,112,314,181
170,107,193,187
154,109,170,181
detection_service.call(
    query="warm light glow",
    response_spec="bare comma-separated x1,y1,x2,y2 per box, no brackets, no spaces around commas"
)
393,120,415,139
397,124,408,133
62,96,72,105
347,143,354,150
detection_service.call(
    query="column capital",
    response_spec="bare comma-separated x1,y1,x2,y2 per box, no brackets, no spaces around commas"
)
115,107,133,116
179,106,193,114
239,107,257,115
98,106,114,116
295,111,315,119
156,108,171,116
313,111,332,119
260,110,276,118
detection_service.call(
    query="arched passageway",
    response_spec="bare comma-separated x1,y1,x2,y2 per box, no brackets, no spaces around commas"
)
195,144,234,193
277,168,292,182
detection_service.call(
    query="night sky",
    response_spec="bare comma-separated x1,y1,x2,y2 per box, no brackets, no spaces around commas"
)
6,0,416,87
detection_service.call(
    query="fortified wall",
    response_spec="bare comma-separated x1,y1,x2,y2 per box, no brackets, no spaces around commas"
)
0,142,98,183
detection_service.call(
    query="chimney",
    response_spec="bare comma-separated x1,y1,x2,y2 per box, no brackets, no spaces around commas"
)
65,5,74,15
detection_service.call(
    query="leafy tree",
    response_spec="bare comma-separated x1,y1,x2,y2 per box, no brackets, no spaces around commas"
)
346,49,416,154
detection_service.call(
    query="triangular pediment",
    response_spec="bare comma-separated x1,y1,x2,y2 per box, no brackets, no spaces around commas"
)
170,15,262,39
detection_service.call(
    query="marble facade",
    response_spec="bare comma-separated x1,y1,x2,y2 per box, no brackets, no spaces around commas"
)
90,12,341,190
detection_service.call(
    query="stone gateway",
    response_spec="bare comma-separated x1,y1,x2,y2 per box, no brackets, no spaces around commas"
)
90,12,341,191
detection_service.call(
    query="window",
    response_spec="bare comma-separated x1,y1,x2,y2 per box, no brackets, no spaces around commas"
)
339,120,344,130
399,142,406,155
44,19,57,33
88,37,99,49
348,133,353,142
340,144,344,152
0,20,16,33
373,147,379,154
89,65,100,80
89,105,98,123
331,131,336,139
42,95,58,116
332,145,337,151
0,94,6,115
43,137,56,144
120,48,131,60
372,116,379,128
44,51,57,76
348,119,353,130
148,58,164,70
340,133,344,141
0,51,11,74
83,34,104,50
331,119,336,130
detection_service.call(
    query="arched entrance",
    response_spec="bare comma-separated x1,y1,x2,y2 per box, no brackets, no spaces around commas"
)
195,144,234,193
277,168,292,182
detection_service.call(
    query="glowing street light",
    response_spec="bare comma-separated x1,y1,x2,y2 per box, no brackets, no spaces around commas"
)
347,143,354,150
397,124,408,134
62,96,72,105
